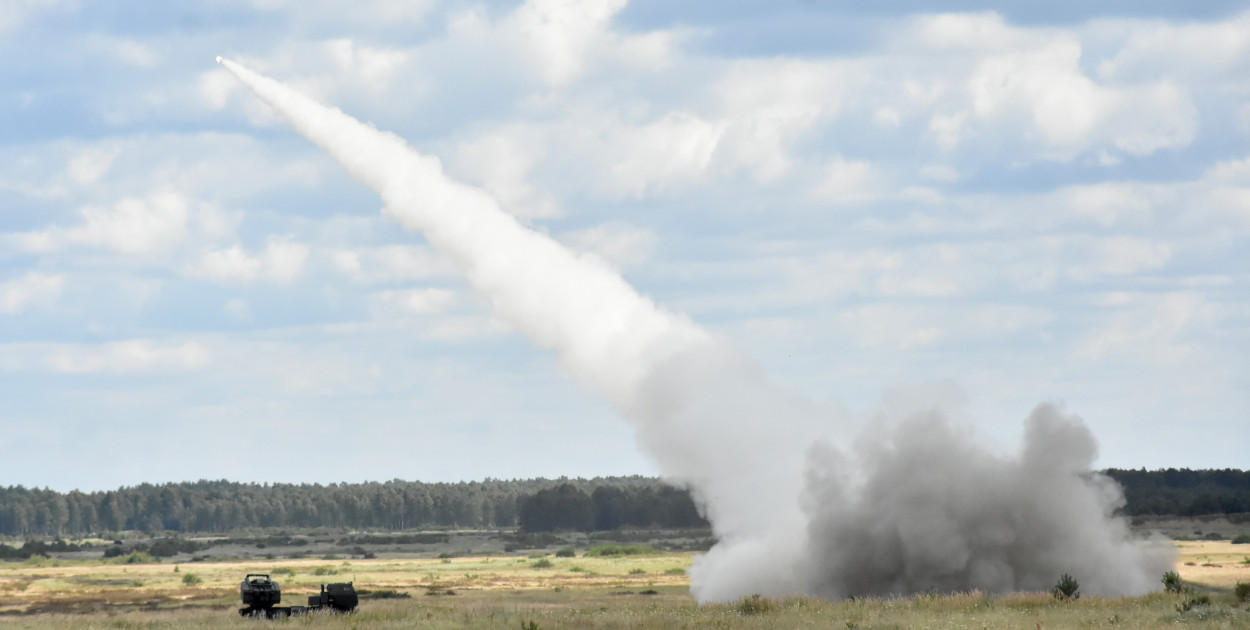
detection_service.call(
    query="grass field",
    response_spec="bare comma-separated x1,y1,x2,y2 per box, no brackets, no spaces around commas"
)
1,540,1247,628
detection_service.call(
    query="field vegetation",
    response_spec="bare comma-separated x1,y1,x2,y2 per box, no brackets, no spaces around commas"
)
0,533,1247,628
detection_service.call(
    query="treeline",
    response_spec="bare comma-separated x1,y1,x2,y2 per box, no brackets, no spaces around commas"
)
517,483,707,532
1104,468,1250,516
1,469,1245,538
0,476,705,538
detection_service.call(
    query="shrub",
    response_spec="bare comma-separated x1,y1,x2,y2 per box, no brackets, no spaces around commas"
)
313,566,338,576
1231,534,1250,545
736,594,773,615
1176,595,1210,612
1235,582,1250,603
531,558,553,569
584,544,660,557
665,567,686,575
1052,573,1080,601
1162,571,1183,593
118,551,155,565
555,548,576,558
359,589,411,599
1202,532,1224,541
181,573,203,586
271,567,295,577
629,568,647,575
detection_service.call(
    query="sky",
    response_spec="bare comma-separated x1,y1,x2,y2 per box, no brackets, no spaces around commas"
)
1,0,1246,493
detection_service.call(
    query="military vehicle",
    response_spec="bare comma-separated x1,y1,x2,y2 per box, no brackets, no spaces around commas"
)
307,582,359,612
238,573,358,617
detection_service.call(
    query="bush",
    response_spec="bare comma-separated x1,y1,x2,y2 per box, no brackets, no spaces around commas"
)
665,567,686,575
117,551,155,565
1052,573,1080,601
1235,582,1250,603
1176,595,1210,612
555,548,576,558
1231,534,1250,544
629,568,647,575
181,573,203,586
313,566,338,576
271,567,295,577
583,544,660,557
531,558,553,569
359,589,411,599
1162,571,1183,593
736,594,773,615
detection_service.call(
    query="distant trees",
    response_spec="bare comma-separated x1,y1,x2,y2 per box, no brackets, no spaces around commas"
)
518,483,710,532
0,468,1242,538
0,476,706,537
1102,468,1250,516
518,484,595,532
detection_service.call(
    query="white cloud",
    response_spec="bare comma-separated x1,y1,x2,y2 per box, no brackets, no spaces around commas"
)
899,13,1201,161
0,340,212,374
1068,237,1172,278
223,298,253,322
919,165,962,183
1075,292,1214,364
560,222,658,269
607,112,724,197
504,0,629,86
376,288,457,315
331,245,458,284
110,39,160,68
0,0,69,32
193,236,310,284
812,157,886,204
840,304,945,350
11,190,192,255
715,59,862,181
324,39,409,93
199,69,240,111
1054,183,1153,227
1094,13,1250,82
0,272,65,314
66,143,121,185
453,131,561,219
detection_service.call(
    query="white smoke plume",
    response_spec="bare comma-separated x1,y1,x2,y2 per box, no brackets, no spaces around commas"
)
217,57,1174,602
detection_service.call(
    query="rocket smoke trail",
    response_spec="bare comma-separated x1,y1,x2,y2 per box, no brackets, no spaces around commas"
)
217,57,1174,601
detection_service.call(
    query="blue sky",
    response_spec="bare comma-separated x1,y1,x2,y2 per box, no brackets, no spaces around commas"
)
1,0,1246,492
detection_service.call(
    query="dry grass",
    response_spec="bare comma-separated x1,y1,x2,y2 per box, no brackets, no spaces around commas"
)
1176,541,1250,589
0,541,1245,628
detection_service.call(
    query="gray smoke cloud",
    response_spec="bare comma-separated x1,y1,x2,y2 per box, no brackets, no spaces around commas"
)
217,57,1174,602
798,403,1173,598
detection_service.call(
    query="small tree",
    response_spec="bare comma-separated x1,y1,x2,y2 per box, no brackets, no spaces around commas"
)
1235,582,1250,603
181,572,203,586
1162,570,1183,593
1051,573,1080,601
